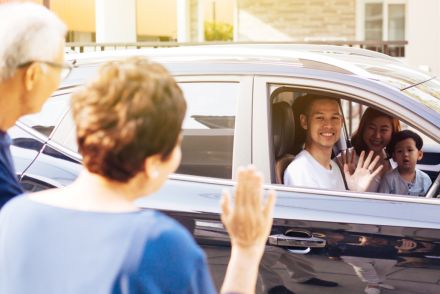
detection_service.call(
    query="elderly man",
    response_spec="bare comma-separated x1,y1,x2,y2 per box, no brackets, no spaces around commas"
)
0,2,67,208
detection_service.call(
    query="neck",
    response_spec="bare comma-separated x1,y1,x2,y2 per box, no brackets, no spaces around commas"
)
0,77,23,131
59,170,149,212
305,142,333,169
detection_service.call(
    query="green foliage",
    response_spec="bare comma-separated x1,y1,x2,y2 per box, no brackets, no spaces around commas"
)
204,21,233,41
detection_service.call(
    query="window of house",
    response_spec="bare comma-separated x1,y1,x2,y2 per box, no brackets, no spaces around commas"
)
358,0,406,57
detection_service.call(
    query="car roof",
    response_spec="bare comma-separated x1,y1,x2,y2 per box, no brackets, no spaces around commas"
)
66,44,392,75
64,44,435,90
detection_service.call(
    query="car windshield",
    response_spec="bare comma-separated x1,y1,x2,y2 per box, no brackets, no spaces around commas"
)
401,78,440,113
352,60,440,113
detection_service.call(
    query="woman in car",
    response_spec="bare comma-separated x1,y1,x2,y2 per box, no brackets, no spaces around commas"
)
0,57,275,294
338,107,401,192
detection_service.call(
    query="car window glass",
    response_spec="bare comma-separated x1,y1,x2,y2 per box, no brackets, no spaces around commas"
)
50,82,239,180
19,94,71,138
178,82,238,179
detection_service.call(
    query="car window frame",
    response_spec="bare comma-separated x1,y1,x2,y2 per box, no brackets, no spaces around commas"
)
49,75,254,181
174,75,253,180
253,74,440,201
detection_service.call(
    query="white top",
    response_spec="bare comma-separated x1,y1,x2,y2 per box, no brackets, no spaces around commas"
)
284,150,346,191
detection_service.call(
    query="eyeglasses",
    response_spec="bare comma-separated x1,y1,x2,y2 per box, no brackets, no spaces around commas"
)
17,60,74,80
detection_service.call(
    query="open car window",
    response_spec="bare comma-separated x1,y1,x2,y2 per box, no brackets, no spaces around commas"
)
269,87,440,198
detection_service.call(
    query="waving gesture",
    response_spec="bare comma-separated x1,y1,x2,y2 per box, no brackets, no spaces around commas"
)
221,166,276,250
344,150,383,192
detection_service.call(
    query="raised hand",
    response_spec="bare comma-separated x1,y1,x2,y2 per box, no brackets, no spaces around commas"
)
337,148,356,175
220,166,276,250
344,150,383,192
220,166,276,294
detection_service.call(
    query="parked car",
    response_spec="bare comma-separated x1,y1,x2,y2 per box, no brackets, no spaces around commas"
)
11,44,440,293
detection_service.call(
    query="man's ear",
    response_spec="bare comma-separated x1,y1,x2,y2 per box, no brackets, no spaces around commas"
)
300,114,308,130
24,62,42,91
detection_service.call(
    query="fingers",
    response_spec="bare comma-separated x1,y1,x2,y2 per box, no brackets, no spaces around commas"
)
343,163,350,177
362,150,374,168
368,154,381,172
235,165,263,209
263,190,276,219
357,150,365,169
234,167,245,207
350,148,355,163
370,164,383,177
221,189,231,219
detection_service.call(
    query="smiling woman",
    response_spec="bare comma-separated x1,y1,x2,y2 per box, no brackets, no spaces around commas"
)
347,107,401,192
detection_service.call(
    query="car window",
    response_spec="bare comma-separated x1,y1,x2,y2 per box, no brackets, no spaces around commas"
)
19,93,71,138
270,87,440,197
50,82,239,180
178,82,238,179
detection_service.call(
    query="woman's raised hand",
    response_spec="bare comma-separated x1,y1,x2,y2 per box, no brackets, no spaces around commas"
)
344,150,383,192
221,166,276,251
220,166,276,294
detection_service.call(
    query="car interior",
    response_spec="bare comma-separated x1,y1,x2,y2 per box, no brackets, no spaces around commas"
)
270,87,440,198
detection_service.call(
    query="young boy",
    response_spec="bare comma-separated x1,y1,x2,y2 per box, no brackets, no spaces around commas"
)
379,130,432,196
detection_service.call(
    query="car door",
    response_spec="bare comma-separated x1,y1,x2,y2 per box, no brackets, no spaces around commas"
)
247,74,440,294
10,89,74,192
19,73,258,291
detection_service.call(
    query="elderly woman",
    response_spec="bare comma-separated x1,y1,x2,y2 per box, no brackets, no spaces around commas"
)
339,107,401,192
0,57,275,294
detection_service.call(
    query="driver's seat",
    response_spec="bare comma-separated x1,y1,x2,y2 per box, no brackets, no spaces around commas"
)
272,102,296,184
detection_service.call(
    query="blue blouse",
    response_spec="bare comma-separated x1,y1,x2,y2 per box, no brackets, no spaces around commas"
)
0,196,216,294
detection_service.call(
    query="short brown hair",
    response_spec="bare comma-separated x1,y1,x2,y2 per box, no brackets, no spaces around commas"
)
72,57,186,182
351,107,400,156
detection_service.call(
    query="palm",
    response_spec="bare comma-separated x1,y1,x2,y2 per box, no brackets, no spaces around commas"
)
344,151,383,192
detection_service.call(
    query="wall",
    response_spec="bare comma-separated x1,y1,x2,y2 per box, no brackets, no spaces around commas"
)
236,0,356,41
406,0,440,77
137,0,177,39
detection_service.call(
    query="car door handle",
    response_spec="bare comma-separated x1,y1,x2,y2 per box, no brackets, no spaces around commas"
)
268,234,326,248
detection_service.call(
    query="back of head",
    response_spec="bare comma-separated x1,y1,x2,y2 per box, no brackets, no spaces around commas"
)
0,2,66,81
386,129,423,155
72,57,187,183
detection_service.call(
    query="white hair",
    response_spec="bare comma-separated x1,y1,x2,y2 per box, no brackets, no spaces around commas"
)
0,2,67,81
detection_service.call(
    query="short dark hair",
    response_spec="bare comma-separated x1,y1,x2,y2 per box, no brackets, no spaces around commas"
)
387,130,423,155
298,94,340,117
72,57,186,182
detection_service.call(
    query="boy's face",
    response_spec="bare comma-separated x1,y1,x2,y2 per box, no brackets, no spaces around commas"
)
300,99,343,150
392,138,423,172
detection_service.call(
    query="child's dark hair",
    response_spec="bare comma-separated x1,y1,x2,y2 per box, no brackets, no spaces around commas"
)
386,130,423,155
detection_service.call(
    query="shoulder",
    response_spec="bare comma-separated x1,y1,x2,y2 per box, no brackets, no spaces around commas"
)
0,194,31,218
138,211,204,261
416,169,432,184
287,150,311,168
284,151,310,178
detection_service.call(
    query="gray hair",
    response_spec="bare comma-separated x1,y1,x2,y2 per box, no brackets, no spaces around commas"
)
0,2,67,81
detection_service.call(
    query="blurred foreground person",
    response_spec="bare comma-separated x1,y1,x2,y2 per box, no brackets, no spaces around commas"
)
0,2,68,207
0,57,276,294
